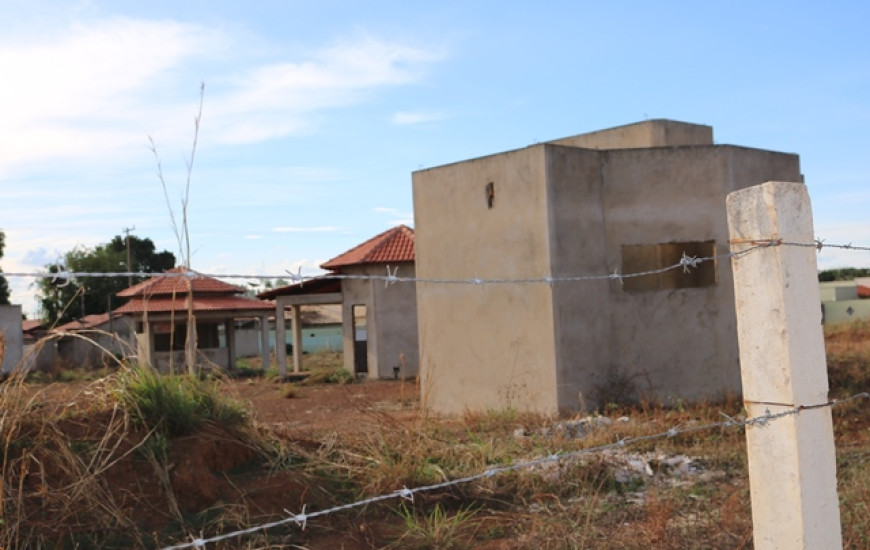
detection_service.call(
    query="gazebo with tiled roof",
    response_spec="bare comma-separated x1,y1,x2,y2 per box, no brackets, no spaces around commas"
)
115,267,275,372
260,225,419,379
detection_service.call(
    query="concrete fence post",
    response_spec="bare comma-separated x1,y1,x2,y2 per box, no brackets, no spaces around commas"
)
726,181,842,549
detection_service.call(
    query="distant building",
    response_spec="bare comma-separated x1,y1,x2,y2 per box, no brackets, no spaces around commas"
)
820,278,870,325
261,225,418,379
114,267,275,371
52,313,135,368
233,304,342,356
22,319,47,345
413,119,803,414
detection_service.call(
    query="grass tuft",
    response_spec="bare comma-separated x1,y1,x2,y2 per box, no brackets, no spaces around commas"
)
113,366,247,436
395,502,481,549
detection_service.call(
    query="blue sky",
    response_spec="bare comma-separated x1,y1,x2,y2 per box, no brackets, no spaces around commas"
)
2,1,869,317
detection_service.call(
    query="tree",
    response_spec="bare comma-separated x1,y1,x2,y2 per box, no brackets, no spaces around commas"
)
818,267,870,282
0,230,10,305
36,235,175,325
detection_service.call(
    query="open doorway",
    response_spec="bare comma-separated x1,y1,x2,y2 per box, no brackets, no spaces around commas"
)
352,305,368,375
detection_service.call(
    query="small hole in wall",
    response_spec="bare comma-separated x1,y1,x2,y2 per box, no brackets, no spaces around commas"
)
485,182,495,209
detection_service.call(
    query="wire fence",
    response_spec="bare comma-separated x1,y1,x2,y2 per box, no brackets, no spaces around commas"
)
3,238,867,289
160,391,870,550
2,237,869,548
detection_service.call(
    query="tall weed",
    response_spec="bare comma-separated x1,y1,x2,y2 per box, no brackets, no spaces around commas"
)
113,367,246,436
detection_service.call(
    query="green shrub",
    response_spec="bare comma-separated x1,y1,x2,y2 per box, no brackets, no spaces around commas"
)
303,366,355,385
113,367,247,436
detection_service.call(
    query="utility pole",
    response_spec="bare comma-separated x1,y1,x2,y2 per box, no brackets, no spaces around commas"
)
79,284,86,319
122,226,135,287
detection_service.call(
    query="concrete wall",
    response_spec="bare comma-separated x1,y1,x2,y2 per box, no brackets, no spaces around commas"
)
340,271,372,376
52,317,136,369
152,347,229,373
340,262,418,379
22,341,58,373
370,263,419,378
414,147,559,413
0,305,23,374
235,324,342,357
594,145,800,406
24,319,137,373
543,146,613,411
301,325,343,353
414,123,802,414
235,329,262,357
819,282,858,302
548,119,713,150
133,317,236,371
818,281,870,325
822,300,870,325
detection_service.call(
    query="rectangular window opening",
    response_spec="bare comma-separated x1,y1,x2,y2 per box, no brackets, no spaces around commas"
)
153,321,221,351
621,240,716,292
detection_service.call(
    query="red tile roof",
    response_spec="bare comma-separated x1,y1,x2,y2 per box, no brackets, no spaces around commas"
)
114,295,274,315
320,225,415,270
117,267,244,298
54,313,121,332
257,276,342,300
114,267,272,315
22,319,46,332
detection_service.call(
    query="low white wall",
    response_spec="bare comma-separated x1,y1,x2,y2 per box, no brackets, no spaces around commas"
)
0,305,23,374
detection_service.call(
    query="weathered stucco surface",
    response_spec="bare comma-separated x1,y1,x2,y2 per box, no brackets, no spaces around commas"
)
413,120,802,414
414,147,558,413
340,262,419,379
0,305,23,374
547,118,713,150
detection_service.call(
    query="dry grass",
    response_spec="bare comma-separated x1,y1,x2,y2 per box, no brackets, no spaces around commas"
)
0,366,289,549
0,323,868,548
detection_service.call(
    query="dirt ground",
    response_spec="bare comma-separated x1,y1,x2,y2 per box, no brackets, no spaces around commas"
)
27,376,421,434
10,376,427,548
227,377,422,435
11,357,870,549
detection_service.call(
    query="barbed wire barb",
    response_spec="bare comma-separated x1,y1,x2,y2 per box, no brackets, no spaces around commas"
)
679,252,701,274
385,265,399,288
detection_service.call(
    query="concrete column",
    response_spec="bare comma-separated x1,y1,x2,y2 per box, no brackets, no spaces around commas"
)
259,314,270,369
726,181,842,550
291,304,303,373
365,302,377,379
0,305,23,374
140,320,153,368
275,299,287,378
226,319,236,369
341,302,355,375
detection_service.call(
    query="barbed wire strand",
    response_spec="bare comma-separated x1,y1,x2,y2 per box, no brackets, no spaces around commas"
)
7,238,861,289
159,391,870,550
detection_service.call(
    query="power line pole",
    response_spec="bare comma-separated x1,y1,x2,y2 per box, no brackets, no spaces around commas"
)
122,226,135,287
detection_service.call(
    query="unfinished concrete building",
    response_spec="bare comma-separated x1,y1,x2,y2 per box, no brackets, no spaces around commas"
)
412,119,802,414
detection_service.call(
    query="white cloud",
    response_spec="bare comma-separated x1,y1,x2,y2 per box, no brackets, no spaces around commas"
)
210,37,443,145
814,221,870,269
205,257,328,281
271,226,342,233
391,111,446,125
0,18,445,172
0,15,443,314
374,206,414,226
0,17,220,175
22,247,61,267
